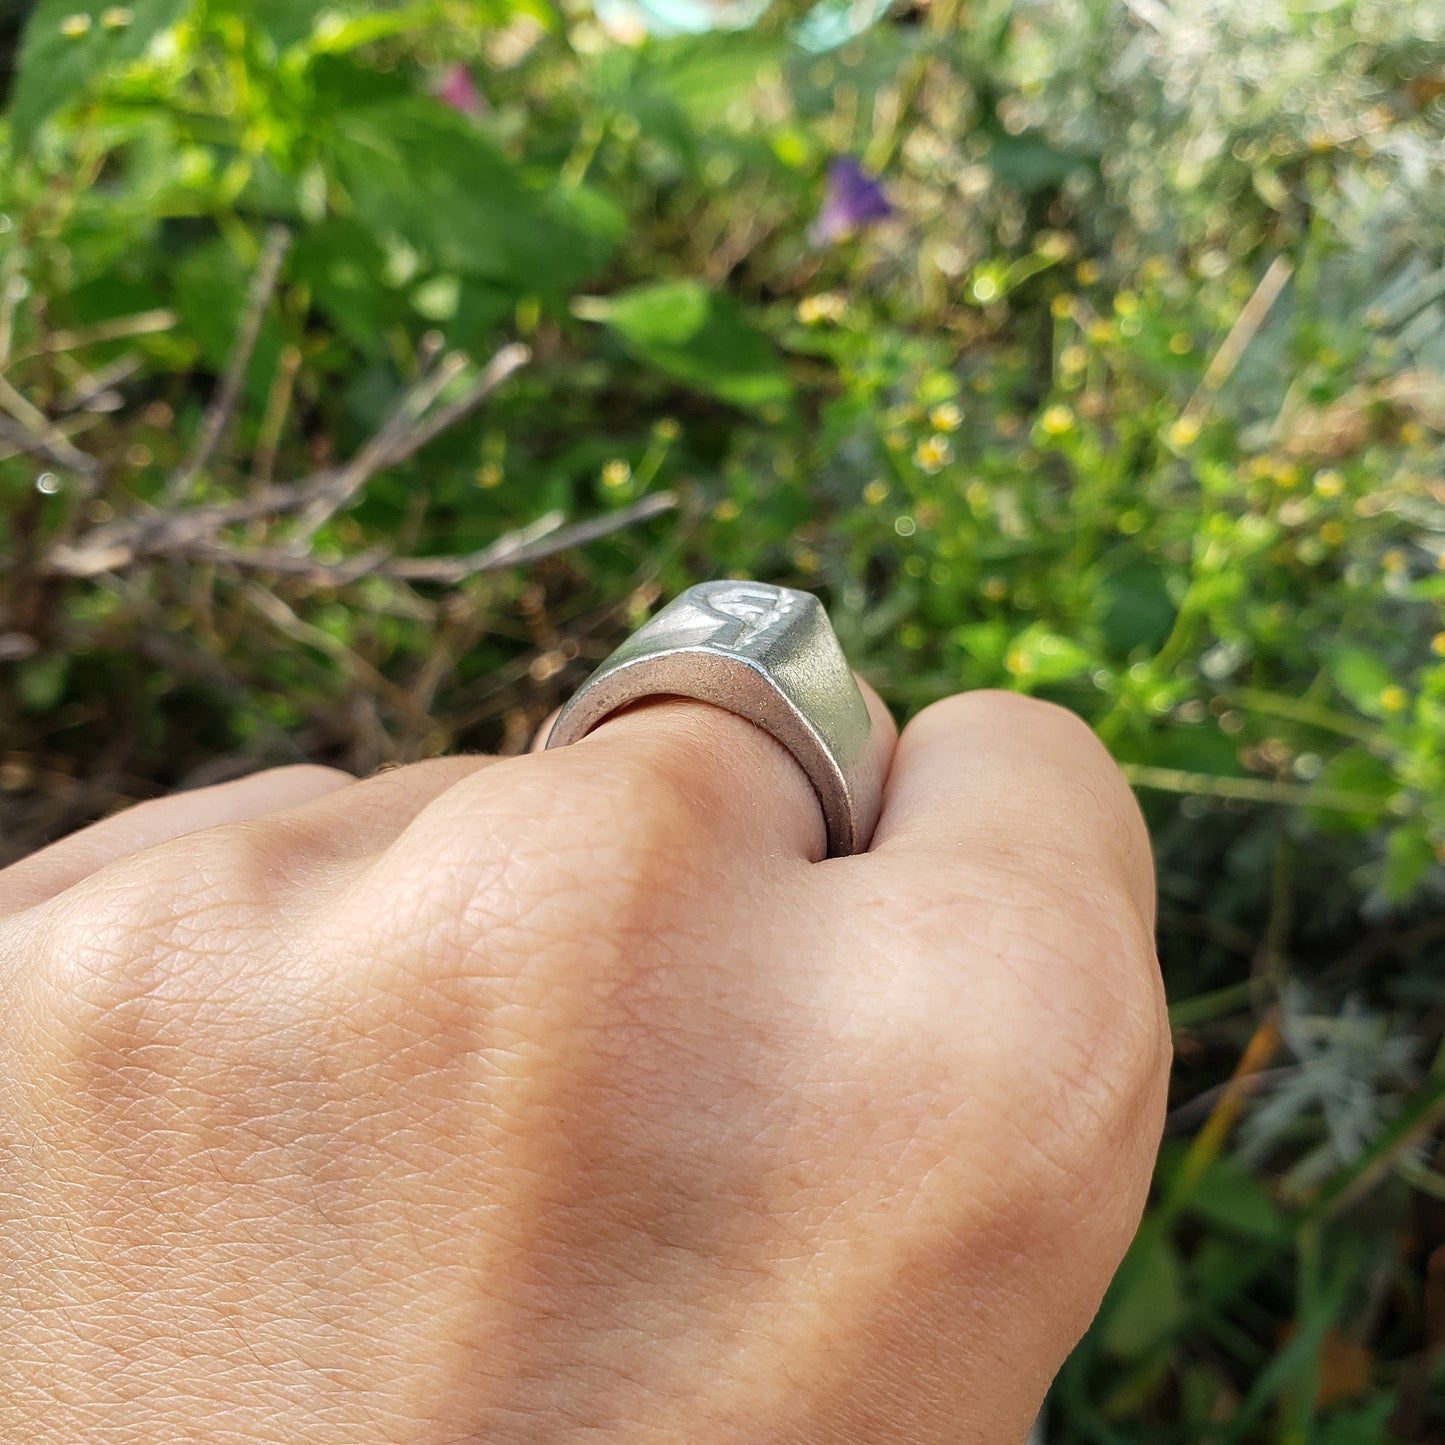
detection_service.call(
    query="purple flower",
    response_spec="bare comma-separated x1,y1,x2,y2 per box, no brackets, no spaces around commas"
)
436,64,487,119
809,157,892,244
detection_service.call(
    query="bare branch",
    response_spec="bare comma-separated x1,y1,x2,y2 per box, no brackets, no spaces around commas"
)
0,384,102,479
61,355,144,412
49,492,680,585
288,351,470,542
1164,1066,1301,1137
238,582,437,736
8,309,178,365
0,253,26,372
252,344,303,500
388,492,679,582
1178,254,1294,429
292,342,530,540
166,226,292,505
42,339,534,578
374,342,532,468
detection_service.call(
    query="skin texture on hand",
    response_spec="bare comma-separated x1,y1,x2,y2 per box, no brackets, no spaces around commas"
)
0,689,1169,1444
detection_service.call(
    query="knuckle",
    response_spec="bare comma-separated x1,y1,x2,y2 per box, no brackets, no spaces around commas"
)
33,819,303,1035
511,748,707,960
574,745,713,870
257,762,353,791
998,888,1169,1199
356,747,708,1004
880,853,1168,1209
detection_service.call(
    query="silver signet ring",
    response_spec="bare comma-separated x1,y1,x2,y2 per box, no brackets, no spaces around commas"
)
544,581,889,857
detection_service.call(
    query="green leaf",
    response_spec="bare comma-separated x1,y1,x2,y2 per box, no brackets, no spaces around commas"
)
320,91,614,299
171,237,288,405
1306,747,1397,835
9,0,195,155
288,218,403,359
1330,647,1400,718
1180,1156,1287,1240
950,620,1009,671
309,3,434,54
1099,1227,1186,1358
1096,558,1178,656
979,124,1097,193
1382,822,1436,902
1311,1397,1403,1445
16,653,69,713
226,0,333,51
642,30,783,125
581,280,793,411
1144,723,1243,777
1004,622,1093,685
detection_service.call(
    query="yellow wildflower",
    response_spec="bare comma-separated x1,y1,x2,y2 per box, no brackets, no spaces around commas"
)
1040,404,1075,436
796,292,846,325
914,436,953,473
1168,415,1202,448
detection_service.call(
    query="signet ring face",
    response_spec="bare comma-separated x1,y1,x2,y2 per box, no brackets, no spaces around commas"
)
544,581,888,857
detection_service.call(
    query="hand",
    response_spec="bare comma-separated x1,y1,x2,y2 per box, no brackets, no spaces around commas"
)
0,689,1167,1444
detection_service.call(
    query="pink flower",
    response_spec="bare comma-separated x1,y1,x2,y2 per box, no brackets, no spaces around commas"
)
436,64,487,119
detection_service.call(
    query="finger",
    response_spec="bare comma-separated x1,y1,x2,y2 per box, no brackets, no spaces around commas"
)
253,754,502,862
866,689,1155,927
0,765,353,914
526,674,897,864
530,706,562,753
811,692,1166,1415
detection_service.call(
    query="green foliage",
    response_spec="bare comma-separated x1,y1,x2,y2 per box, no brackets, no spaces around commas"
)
2,0,1445,1440
579,279,794,410
9,0,192,151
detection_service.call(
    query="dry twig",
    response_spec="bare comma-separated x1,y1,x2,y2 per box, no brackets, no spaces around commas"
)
0,383,102,478
166,226,292,505
38,331,673,593
292,342,530,540
1177,254,1295,431
10,246,667,627
64,492,680,586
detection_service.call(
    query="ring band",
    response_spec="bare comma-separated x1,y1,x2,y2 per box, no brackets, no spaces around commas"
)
545,581,888,857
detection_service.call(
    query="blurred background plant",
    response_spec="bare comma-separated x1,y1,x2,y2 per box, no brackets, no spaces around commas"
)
2,0,1444,1437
